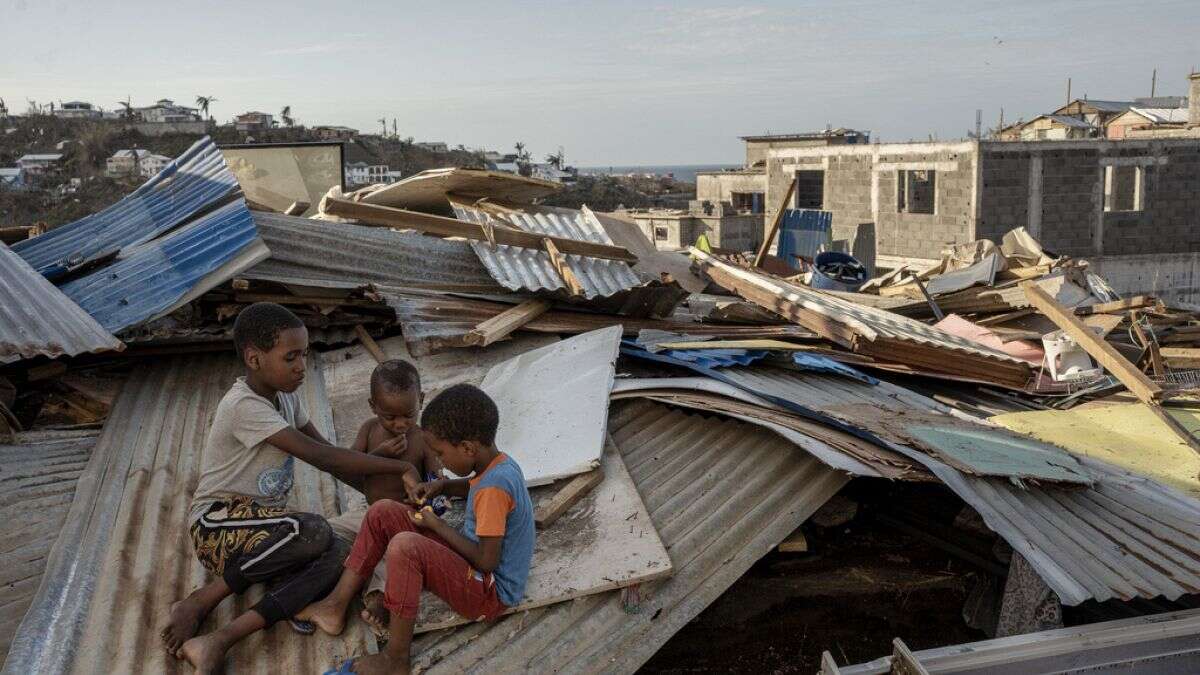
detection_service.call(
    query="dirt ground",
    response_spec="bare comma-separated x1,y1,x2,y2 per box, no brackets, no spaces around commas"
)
639,485,990,674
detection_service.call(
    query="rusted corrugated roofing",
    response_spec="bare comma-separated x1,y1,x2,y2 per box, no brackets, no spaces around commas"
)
0,429,99,660
410,400,849,673
3,354,369,674
247,211,503,293
0,242,123,364
453,202,645,299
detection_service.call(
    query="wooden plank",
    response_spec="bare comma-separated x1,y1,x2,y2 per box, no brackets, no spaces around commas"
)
777,528,809,553
1130,315,1164,378
542,237,584,296
353,325,387,364
323,197,638,263
233,292,379,308
1021,281,1162,403
893,638,931,675
1074,295,1155,316
283,200,310,216
464,299,553,348
1082,313,1124,338
753,179,797,267
1163,347,1200,368
819,651,843,675
534,468,604,529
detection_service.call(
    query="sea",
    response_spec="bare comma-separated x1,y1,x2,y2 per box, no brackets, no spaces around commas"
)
577,164,739,184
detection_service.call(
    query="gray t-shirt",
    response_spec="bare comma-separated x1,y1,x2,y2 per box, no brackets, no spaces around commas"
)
188,377,309,524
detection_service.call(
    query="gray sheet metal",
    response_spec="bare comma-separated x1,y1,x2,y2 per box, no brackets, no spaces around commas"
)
0,243,122,364
248,211,503,293
0,429,99,659
454,203,643,299
2,354,368,674
411,400,849,673
839,608,1200,674
925,251,1004,296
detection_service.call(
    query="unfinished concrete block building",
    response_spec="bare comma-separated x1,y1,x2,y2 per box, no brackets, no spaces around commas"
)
763,137,1200,301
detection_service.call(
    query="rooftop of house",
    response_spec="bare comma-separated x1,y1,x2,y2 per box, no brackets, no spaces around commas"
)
19,153,63,162
1127,107,1191,124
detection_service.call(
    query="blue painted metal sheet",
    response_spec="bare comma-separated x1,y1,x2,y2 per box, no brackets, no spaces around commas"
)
776,209,832,269
623,339,876,384
13,137,239,280
58,200,267,334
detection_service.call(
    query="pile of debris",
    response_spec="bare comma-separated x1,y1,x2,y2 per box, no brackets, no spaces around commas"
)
4,137,1200,673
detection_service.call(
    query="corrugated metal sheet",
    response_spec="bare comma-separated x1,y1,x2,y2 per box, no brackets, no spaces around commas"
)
12,137,239,280
927,454,1200,606
0,429,99,660
3,354,370,674
453,203,643,299
690,248,1029,368
0,243,122,364
410,399,849,673
839,608,1200,674
777,209,832,266
247,212,504,293
58,200,268,334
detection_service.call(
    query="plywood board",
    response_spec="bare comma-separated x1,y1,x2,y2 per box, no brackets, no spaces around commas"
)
414,442,672,633
481,326,621,486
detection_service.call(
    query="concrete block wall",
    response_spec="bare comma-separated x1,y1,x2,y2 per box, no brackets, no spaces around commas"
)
1115,142,1200,255
976,153,1031,243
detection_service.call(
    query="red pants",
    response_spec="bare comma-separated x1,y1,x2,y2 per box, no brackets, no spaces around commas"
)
344,499,506,621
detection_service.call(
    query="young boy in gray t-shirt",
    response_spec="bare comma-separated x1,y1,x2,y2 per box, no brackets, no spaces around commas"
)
160,303,422,674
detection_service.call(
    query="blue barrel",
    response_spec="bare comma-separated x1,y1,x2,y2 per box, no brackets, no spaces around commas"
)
810,251,867,292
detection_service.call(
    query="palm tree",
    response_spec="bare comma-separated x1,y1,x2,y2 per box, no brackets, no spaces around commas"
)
117,98,134,120
195,95,217,120
514,141,527,161
280,105,294,127
545,147,565,169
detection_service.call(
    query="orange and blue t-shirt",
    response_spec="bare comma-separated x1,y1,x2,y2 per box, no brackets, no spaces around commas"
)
462,453,535,606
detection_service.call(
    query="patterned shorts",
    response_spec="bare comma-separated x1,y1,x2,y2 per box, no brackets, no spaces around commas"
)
190,497,289,577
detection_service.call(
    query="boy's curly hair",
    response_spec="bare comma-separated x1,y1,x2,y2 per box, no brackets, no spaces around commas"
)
420,384,499,446
233,302,303,356
371,359,421,397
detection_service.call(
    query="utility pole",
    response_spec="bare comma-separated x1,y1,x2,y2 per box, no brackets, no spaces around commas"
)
1151,68,1157,97
975,109,982,139
1066,77,1072,107
998,107,1005,137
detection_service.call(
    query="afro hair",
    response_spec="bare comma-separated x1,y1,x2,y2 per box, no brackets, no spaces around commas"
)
371,359,421,398
233,302,304,356
420,383,499,446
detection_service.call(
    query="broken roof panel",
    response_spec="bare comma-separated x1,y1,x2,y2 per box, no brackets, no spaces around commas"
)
353,167,561,214
58,200,268,334
480,326,621,486
246,211,503,293
12,136,239,280
411,400,849,673
4,354,369,673
453,202,645,299
0,242,122,364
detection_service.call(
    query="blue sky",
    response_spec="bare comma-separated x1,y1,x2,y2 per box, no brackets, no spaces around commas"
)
3,0,1197,165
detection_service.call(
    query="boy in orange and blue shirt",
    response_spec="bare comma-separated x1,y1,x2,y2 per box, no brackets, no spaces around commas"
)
299,383,535,675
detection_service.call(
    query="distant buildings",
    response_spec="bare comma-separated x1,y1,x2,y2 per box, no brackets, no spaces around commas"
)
55,101,102,119
345,161,391,186
1019,114,1097,140
235,112,275,132
137,99,201,123
1004,74,1198,141
312,125,358,140
0,167,26,190
530,163,577,184
17,153,63,175
139,153,172,177
413,141,449,152
106,149,170,177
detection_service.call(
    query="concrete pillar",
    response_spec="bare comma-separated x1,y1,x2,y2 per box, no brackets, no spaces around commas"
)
1190,73,1200,127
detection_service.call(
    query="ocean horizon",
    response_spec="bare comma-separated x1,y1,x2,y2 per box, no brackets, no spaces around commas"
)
578,164,739,184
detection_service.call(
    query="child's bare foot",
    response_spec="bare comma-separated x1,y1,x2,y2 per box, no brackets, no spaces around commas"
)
180,634,227,674
360,592,391,638
346,652,410,675
296,597,346,636
161,598,208,656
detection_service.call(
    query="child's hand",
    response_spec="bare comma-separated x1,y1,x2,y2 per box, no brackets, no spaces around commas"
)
373,433,408,458
402,473,422,504
407,505,440,530
412,479,443,504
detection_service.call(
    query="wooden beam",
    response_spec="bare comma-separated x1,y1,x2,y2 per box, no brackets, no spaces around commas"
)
465,299,552,347
1082,313,1124,338
542,238,584,296
778,528,809,553
1074,295,1155,316
323,197,638,263
1130,314,1164,378
912,278,944,321
753,179,798,267
534,468,604,529
1021,281,1162,403
892,638,931,675
354,325,388,364
284,200,310,216
233,292,380,308
1163,347,1200,368
819,651,843,675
